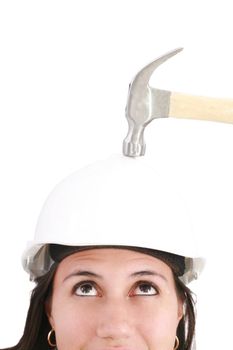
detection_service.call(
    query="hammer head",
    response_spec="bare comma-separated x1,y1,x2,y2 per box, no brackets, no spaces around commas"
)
123,48,183,157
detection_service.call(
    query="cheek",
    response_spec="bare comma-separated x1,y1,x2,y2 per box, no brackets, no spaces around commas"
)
135,299,180,349
50,296,98,350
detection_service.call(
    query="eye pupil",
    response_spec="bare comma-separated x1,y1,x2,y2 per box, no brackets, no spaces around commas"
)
81,284,93,294
139,284,151,293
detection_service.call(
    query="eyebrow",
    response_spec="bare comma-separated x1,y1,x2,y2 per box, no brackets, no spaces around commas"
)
63,270,102,282
63,269,167,283
130,270,168,282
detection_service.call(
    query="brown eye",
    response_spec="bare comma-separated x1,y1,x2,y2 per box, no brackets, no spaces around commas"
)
132,282,158,296
74,282,98,296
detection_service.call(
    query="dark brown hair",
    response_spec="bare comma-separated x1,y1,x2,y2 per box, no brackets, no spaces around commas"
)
1,253,196,350
1,263,58,350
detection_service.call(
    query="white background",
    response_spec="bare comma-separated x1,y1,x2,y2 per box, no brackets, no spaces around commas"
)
0,1,233,349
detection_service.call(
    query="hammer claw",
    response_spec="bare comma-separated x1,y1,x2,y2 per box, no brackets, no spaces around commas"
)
134,47,183,88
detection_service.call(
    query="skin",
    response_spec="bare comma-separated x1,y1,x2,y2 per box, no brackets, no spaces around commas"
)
46,248,183,350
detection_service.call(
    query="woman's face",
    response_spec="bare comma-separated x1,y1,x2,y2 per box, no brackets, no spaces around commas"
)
47,248,183,350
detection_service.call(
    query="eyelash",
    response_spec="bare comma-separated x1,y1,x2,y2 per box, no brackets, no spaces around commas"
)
72,280,159,297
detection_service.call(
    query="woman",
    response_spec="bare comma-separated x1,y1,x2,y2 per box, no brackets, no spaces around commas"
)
2,155,204,350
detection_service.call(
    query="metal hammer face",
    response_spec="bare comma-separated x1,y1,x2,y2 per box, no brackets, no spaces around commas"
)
123,48,183,157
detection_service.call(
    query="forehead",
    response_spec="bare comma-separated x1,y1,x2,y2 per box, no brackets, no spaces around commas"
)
54,248,174,281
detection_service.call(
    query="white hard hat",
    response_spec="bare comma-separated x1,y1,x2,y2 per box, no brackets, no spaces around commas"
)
22,154,204,284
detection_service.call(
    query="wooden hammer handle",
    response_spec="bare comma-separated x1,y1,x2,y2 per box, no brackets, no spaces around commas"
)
169,92,233,124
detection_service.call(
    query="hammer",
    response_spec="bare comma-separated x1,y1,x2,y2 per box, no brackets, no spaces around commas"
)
123,48,233,157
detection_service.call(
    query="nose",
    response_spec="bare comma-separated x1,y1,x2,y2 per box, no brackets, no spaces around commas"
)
96,299,134,341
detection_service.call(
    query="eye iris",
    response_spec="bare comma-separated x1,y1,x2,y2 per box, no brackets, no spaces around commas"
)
81,284,93,294
139,284,153,293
